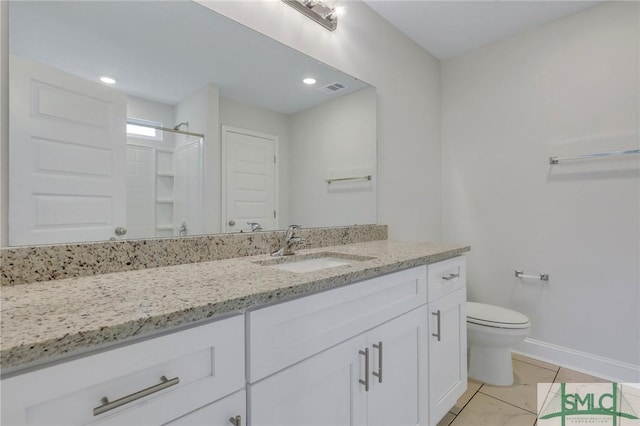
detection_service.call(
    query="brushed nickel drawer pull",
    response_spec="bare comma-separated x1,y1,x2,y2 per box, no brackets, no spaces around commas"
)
432,310,441,341
93,375,180,416
372,341,383,383
229,415,242,426
442,273,459,281
359,348,370,392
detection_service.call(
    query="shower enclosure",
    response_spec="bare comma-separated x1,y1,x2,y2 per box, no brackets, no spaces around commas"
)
126,121,204,239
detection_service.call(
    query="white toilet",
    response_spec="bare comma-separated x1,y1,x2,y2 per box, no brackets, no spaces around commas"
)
467,302,531,386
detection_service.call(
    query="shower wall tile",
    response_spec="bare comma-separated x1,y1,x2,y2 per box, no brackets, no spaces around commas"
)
1,225,387,286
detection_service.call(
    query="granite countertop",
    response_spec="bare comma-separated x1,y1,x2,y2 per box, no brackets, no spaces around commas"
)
1,240,469,374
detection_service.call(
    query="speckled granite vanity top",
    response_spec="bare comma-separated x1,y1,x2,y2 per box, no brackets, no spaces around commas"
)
1,240,469,374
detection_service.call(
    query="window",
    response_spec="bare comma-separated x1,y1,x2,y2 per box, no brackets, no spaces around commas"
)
127,118,162,141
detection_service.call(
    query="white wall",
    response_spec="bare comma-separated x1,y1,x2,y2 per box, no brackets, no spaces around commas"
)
290,87,376,227
127,96,176,151
125,146,155,239
197,0,442,241
442,2,640,381
219,97,291,227
175,84,220,234
0,2,8,247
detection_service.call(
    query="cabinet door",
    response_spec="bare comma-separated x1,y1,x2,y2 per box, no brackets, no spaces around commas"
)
164,389,245,426
428,288,467,425
249,335,368,426
367,307,428,426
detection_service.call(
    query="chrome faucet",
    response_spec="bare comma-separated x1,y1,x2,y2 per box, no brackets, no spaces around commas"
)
247,222,263,232
271,225,304,256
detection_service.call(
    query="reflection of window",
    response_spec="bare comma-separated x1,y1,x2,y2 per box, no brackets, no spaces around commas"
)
127,118,162,141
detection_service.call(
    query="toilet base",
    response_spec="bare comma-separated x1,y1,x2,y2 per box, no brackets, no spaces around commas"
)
468,344,514,386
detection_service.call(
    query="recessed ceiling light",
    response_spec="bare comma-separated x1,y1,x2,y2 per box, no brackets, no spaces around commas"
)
100,76,116,85
303,78,316,85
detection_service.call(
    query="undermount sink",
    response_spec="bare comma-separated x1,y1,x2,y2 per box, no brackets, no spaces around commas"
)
254,252,375,273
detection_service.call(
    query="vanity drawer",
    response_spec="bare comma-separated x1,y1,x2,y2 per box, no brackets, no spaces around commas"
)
1,315,245,426
247,265,427,382
427,256,466,302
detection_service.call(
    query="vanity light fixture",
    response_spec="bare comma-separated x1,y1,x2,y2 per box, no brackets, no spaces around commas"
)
303,77,317,85
334,6,347,18
282,0,341,31
99,76,116,85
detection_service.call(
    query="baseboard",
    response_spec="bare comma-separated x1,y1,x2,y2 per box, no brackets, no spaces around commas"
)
514,338,640,383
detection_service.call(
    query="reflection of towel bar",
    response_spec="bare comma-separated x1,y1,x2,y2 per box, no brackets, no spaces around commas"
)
326,175,372,184
515,270,549,281
549,149,640,165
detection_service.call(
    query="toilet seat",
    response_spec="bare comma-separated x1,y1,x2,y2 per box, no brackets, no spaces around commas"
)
467,302,530,329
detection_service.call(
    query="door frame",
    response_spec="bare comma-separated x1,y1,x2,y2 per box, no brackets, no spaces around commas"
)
220,125,279,233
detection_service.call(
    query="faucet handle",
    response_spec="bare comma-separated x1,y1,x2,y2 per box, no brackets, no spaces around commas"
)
284,225,302,239
247,222,263,232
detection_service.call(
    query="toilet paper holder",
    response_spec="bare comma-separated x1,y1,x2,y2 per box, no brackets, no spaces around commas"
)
515,270,549,281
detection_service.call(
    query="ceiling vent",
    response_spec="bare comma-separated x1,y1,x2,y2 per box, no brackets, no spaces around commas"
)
319,81,347,95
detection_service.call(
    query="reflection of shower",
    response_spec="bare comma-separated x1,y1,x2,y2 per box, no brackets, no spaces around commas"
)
173,121,189,131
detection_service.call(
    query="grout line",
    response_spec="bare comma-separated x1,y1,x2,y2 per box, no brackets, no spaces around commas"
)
450,383,483,416
512,356,560,373
536,370,561,417
446,413,457,426
552,367,608,383
477,389,539,415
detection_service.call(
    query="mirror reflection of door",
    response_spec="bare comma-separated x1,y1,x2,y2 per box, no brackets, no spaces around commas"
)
222,126,278,233
9,56,127,246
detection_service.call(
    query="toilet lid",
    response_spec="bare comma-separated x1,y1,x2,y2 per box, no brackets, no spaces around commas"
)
467,302,530,329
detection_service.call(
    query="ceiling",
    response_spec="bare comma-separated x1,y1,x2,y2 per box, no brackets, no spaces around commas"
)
364,1,604,60
9,1,368,113
9,1,604,108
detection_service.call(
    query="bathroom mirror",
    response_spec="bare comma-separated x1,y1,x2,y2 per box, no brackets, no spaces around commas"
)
6,0,377,246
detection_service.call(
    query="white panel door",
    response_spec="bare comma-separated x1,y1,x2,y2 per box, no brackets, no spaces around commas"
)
222,126,277,233
9,55,127,245
367,307,428,426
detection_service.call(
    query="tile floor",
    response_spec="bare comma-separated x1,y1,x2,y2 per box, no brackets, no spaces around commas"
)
437,353,608,426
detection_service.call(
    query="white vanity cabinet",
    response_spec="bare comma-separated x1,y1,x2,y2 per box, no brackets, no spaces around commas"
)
1,315,245,426
247,266,429,426
427,257,468,425
2,255,468,426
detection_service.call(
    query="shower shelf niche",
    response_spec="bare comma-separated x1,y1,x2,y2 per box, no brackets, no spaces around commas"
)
155,150,175,237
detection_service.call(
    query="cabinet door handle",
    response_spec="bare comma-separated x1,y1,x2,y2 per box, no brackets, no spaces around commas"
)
442,273,459,281
93,375,179,416
359,348,370,392
372,341,383,383
432,310,441,341
229,415,242,426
